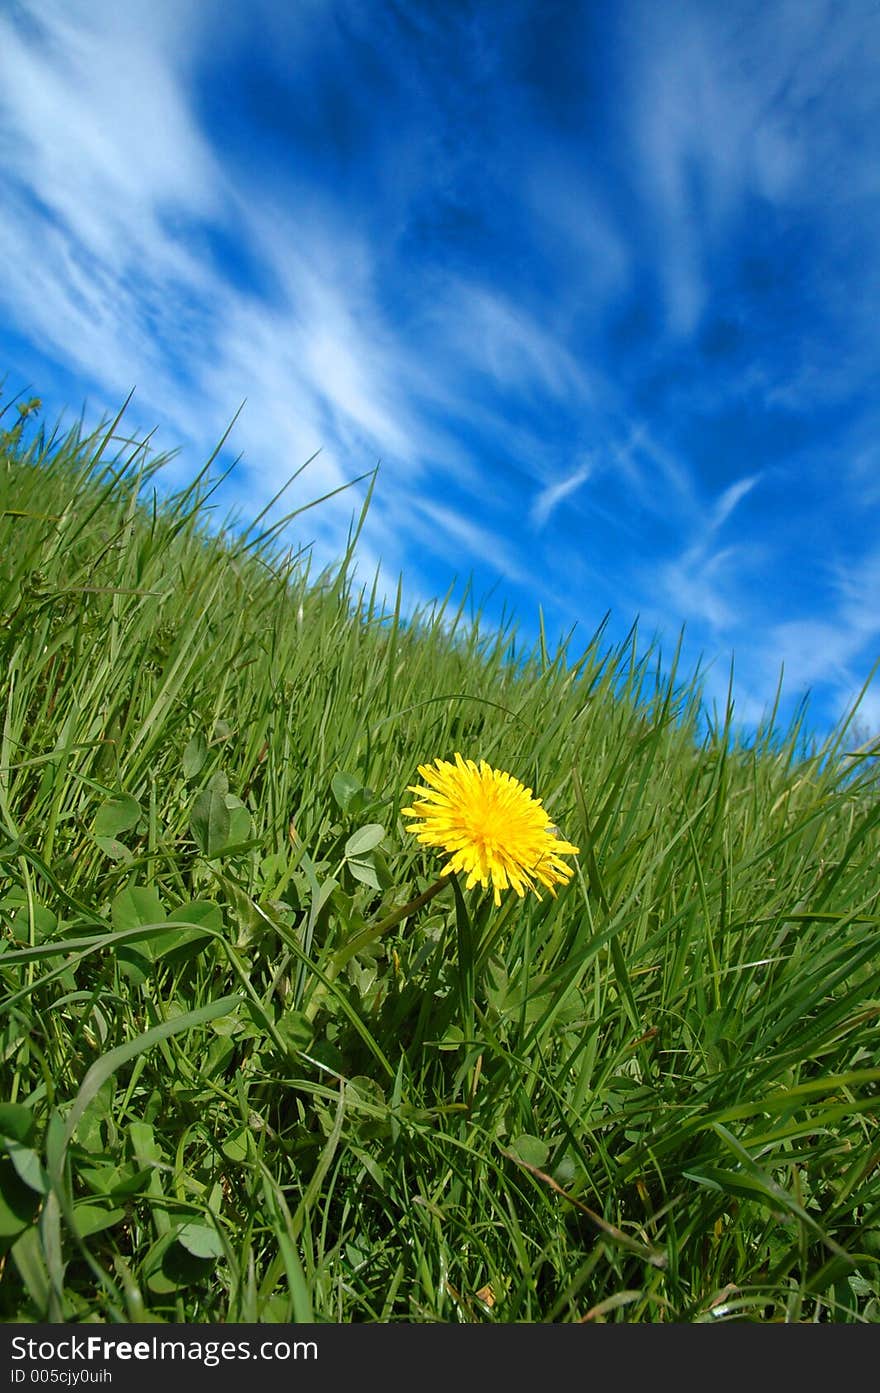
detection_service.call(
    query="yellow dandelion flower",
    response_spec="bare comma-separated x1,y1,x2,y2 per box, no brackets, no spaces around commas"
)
401,753,580,906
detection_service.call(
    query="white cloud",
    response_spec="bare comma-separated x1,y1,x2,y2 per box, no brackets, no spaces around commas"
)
637,474,764,643
409,498,531,589
624,0,880,350
658,544,752,633
711,474,758,531
5,0,589,611
531,462,592,529
613,424,698,517
0,3,221,260
0,0,463,583
708,546,880,736
425,281,593,401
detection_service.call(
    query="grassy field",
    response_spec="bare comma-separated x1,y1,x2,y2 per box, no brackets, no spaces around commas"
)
1,394,880,1324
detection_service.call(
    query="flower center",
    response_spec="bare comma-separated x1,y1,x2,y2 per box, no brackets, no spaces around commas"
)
462,788,517,857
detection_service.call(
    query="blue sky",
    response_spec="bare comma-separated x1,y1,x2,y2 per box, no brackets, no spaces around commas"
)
2,0,880,741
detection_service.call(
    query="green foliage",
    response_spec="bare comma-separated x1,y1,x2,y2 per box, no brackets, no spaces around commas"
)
1,396,880,1322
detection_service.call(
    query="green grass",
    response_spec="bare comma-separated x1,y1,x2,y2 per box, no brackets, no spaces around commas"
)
1,396,880,1323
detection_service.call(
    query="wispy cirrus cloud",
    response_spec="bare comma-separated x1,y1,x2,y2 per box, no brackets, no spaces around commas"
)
0,0,464,583
531,462,593,530
640,471,762,634
623,0,880,399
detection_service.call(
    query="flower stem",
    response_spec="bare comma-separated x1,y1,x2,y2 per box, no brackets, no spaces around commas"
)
331,872,452,973
303,873,455,1023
